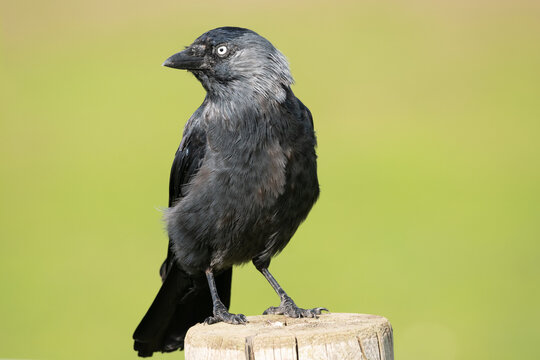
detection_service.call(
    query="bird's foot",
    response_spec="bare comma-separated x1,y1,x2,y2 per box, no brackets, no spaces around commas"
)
263,296,328,318
204,302,247,325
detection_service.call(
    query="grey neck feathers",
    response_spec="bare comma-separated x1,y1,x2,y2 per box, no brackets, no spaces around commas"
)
204,47,293,105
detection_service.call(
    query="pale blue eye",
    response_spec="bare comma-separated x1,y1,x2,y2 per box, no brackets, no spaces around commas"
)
217,46,228,56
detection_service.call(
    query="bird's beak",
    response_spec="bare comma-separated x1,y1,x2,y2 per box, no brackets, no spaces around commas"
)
162,49,205,70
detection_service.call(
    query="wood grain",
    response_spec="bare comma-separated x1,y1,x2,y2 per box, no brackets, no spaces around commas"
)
185,313,393,360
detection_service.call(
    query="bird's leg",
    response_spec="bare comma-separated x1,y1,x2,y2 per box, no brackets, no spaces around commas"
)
258,267,328,318
204,268,247,325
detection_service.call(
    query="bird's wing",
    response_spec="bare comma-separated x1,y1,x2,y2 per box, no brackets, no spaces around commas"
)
160,122,206,280
297,98,314,130
168,125,207,207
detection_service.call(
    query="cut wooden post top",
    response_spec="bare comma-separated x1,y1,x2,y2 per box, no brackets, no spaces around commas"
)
185,313,394,360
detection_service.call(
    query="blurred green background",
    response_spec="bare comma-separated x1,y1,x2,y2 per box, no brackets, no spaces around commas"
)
1,0,539,359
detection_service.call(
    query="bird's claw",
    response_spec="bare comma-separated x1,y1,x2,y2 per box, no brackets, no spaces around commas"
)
204,314,247,325
263,296,329,318
204,303,248,325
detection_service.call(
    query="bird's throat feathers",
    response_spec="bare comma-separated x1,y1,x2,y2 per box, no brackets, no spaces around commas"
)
194,71,292,106
201,91,286,134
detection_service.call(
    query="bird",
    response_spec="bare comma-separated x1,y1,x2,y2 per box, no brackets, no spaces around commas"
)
133,27,326,357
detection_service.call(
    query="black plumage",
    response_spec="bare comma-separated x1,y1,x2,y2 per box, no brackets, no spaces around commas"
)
133,27,326,357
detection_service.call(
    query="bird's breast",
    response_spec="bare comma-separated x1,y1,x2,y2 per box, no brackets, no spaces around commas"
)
208,140,289,207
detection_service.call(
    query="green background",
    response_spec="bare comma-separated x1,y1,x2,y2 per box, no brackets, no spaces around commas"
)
1,1,539,359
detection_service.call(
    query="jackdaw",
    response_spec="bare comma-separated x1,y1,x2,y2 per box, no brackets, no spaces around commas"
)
133,26,326,357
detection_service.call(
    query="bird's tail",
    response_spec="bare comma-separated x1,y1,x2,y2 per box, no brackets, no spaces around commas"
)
133,265,232,357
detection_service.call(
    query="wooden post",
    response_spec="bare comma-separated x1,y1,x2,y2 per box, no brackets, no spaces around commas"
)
185,313,393,360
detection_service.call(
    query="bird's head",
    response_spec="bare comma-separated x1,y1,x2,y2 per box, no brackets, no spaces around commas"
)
163,27,293,102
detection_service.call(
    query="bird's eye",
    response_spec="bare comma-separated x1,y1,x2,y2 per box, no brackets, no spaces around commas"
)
216,45,228,57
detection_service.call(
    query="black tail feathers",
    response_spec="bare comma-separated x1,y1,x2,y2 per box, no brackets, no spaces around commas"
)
133,265,232,357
